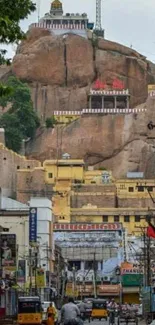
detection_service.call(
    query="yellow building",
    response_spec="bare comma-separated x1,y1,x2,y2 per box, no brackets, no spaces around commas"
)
17,160,155,235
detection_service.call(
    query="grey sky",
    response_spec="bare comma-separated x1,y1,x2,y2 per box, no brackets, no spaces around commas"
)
8,0,155,62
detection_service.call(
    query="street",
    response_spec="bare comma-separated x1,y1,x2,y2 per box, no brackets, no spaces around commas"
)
84,319,145,325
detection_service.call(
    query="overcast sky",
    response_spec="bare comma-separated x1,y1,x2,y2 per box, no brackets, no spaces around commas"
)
7,0,155,62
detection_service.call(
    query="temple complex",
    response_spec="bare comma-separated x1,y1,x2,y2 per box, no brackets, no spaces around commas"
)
30,0,94,39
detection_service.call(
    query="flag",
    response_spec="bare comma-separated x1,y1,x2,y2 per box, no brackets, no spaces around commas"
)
147,222,155,238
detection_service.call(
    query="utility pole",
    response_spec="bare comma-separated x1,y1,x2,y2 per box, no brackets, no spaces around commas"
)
29,248,33,295
72,265,76,300
93,253,97,298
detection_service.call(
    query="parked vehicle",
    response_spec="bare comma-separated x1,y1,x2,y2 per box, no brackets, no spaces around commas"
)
18,296,42,325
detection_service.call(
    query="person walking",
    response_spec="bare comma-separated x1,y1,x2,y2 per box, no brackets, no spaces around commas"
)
47,313,55,325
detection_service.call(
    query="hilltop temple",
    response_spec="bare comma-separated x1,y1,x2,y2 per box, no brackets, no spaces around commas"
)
30,0,94,38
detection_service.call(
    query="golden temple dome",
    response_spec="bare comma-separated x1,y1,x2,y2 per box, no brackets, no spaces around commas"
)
51,0,62,9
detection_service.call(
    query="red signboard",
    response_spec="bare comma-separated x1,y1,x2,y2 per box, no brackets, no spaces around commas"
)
92,78,125,90
93,79,107,90
53,223,122,231
112,78,124,90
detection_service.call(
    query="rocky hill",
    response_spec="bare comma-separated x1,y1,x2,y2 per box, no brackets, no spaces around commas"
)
1,28,155,178
12,28,154,115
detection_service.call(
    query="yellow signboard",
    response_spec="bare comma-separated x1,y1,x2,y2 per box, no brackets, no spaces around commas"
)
65,287,78,297
36,268,45,288
148,84,155,97
148,85,155,91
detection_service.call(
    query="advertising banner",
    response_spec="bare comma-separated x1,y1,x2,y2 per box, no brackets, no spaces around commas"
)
0,234,16,268
29,208,37,245
17,260,26,283
36,268,46,288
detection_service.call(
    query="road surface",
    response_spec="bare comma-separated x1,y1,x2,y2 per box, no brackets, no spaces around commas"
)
86,319,145,325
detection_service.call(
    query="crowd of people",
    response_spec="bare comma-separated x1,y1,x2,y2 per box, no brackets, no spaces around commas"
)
46,297,138,325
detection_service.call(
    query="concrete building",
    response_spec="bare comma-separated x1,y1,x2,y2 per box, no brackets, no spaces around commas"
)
0,129,40,198
30,0,94,39
29,197,54,278
17,160,153,235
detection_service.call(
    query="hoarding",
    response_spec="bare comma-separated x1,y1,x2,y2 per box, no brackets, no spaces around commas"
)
54,223,122,231
36,268,46,288
0,234,16,268
29,208,37,244
122,274,143,286
17,260,26,283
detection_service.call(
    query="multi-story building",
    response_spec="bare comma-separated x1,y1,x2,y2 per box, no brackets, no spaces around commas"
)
17,159,151,301
17,160,154,234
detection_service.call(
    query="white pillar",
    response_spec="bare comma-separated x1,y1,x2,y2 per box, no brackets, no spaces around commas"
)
127,96,130,109
102,96,104,109
89,96,92,109
98,262,102,271
81,261,85,271
114,96,117,109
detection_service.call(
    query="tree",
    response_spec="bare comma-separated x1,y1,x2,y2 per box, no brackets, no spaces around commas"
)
0,0,36,95
0,76,40,152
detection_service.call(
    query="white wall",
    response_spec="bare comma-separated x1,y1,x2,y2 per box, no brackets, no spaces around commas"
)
29,197,53,272
0,216,29,280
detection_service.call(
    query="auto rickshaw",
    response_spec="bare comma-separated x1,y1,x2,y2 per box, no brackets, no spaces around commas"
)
91,299,108,320
17,296,42,324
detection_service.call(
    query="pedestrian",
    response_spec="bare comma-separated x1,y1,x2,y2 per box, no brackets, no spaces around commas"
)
47,313,55,325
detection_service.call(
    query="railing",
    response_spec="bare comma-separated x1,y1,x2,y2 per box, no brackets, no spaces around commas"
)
30,23,86,30
90,89,129,95
54,108,147,116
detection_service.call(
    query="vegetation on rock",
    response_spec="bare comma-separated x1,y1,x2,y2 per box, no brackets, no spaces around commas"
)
45,117,57,128
0,77,40,152
0,0,36,96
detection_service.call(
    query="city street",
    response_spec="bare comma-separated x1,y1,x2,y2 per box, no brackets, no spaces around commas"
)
84,319,145,325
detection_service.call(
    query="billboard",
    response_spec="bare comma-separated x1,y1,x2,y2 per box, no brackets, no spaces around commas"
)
54,223,122,231
0,234,16,268
36,268,46,288
17,260,26,283
29,208,37,245
122,274,143,287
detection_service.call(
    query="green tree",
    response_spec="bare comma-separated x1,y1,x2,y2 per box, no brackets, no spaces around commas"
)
0,0,36,95
0,76,40,152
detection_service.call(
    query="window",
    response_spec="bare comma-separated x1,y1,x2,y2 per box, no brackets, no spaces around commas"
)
17,166,20,170
137,186,144,192
124,215,130,222
27,166,30,169
135,215,140,222
120,184,125,189
129,187,134,192
147,186,153,192
3,157,6,161
103,215,108,222
48,173,53,178
114,215,120,222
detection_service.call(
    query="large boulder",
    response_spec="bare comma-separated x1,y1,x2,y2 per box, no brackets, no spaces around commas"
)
11,28,153,118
